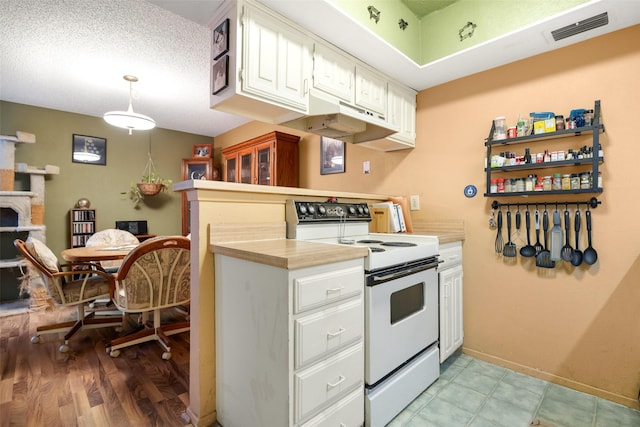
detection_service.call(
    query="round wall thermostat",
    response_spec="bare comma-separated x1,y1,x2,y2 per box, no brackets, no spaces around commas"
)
464,185,477,198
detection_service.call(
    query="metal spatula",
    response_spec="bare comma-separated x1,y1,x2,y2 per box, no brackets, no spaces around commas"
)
536,208,555,268
503,210,517,258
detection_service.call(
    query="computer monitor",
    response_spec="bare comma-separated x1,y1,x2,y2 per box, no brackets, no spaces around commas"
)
115,220,148,235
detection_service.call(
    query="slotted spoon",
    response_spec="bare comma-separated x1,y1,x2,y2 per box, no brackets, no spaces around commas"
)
561,207,573,261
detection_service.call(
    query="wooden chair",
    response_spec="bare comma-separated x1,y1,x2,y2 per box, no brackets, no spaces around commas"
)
107,236,190,360
14,238,122,353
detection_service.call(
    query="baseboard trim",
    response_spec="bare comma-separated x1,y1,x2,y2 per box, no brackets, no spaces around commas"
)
462,347,639,410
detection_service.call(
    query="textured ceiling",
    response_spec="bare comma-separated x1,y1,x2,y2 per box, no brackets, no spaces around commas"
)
1,0,639,138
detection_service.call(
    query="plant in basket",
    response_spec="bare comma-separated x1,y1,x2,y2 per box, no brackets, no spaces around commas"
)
122,152,172,207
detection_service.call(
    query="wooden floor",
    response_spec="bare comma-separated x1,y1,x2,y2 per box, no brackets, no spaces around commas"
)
0,304,192,426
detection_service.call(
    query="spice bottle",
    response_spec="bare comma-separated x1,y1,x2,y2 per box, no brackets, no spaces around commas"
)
497,178,505,193
490,179,497,193
552,174,562,190
543,176,552,191
562,174,571,190
524,148,532,164
571,174,580,190
555,115,565,131
580,172,591,189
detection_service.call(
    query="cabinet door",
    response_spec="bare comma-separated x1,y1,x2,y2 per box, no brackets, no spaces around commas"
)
225,157,237,183
255,142,272,186
243,5,311,111
312,42,354,103
439,265,463,363
238,148,253,184
354,65,386,115
387,81,416,145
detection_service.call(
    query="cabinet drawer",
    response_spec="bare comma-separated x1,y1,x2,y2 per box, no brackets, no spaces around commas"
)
295,297,363,368
294,342,363,423
294,265,362,313
300,387,363,427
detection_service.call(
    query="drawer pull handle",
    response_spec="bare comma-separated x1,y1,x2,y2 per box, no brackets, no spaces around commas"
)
327,375,346,389
327,328,346,337
326,287,345,294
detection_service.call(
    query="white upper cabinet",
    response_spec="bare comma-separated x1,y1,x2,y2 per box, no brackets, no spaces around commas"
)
242,4,312,112
312,42,354,104
354,65,386,116
386,81,416,146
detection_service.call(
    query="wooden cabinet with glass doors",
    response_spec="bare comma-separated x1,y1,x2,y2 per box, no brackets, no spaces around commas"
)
222,131,300,187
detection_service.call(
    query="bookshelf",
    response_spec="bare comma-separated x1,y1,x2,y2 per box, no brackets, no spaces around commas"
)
69,208,96,247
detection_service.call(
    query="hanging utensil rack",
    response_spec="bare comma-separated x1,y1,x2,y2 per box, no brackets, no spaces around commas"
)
491,197,601,210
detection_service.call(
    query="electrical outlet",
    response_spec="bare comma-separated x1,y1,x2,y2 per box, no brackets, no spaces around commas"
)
410,195,420,211
363,161,370,174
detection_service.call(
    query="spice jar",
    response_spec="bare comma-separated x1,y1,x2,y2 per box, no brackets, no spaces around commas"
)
535,176,544,191
515,178,525,192
580,172,590,189
562,174,571,190
584,109,594,126
525,175,535,192
571,174,580,190
490,179,498,193
543,176,552,191
494,116,506,140
497,177,505,193
555,115,565,131
552,173,562,190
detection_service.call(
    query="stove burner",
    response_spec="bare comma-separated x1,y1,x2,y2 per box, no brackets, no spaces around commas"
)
380,242,418,247
358,239,384,244
370,247,386,253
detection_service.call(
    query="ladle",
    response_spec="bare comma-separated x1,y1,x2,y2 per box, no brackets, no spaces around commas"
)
583,209,598,265
520,210,536,257
571,207,583,266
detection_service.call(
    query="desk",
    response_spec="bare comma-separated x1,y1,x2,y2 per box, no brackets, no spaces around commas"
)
61,245,136,263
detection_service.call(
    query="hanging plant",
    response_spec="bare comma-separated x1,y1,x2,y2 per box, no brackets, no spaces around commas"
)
122,151,172,206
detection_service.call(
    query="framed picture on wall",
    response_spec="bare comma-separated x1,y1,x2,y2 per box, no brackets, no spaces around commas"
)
192,143,212,158
72,134,107,165
320,136,345,175
212,18,230,60
181,158,213,235
212,55,229,95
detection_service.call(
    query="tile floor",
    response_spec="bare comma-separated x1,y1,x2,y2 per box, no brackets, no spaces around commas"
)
387,352,640,427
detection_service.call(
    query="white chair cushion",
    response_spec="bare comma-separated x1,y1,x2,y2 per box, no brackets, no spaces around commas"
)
26,237,59,273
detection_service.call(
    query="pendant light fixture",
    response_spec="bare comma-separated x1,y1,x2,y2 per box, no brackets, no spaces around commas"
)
104,75,156,135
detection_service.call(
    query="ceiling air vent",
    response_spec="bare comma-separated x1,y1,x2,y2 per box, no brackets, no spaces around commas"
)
551,12,609,41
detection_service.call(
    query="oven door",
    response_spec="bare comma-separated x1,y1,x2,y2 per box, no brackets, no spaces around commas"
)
365,261,439,385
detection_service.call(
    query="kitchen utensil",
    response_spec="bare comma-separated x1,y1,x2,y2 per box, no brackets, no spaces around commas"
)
550,207,562,261
515,207,522,239
571,208,583,266
533,209,543,254
520,210,536,257
503,210,517,257
536,208,555,268
583,209,598,265
561,207,573,261
495,209,503,254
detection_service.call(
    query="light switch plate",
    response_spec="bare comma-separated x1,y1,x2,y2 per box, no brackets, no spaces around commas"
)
363,161,370,174
410,195,420,210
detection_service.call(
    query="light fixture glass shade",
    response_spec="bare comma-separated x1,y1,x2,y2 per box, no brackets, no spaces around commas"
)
104,105,156,135
103,75,156,135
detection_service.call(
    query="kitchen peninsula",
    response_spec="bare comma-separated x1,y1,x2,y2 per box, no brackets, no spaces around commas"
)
174,179,465,426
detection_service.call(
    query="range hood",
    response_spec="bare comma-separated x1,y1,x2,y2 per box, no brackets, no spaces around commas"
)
281,90,398,143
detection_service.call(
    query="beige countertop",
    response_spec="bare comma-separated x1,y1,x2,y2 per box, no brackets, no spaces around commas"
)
410,220,465,244
211,239,368,270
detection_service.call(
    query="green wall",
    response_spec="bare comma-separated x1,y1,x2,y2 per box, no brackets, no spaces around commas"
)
331,0,587,64
0,101,212,301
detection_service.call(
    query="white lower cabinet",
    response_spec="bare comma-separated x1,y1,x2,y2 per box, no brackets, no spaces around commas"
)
438,242,464,363
215,255,365,427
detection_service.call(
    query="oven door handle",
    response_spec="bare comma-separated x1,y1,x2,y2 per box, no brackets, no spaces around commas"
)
369,260,440,285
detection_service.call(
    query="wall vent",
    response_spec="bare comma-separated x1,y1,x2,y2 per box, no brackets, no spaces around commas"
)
551,12,609,41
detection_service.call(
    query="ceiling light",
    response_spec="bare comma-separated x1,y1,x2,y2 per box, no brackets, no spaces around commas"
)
104,75,155,135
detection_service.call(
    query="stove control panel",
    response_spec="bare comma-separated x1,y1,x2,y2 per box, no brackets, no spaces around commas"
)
289,200,371,222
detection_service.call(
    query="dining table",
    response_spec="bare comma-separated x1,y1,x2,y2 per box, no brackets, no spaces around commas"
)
61,244,138,263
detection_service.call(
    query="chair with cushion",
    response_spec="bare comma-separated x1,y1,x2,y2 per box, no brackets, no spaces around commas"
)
14,237,122,353
107,236,190,360
85,229,140,272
